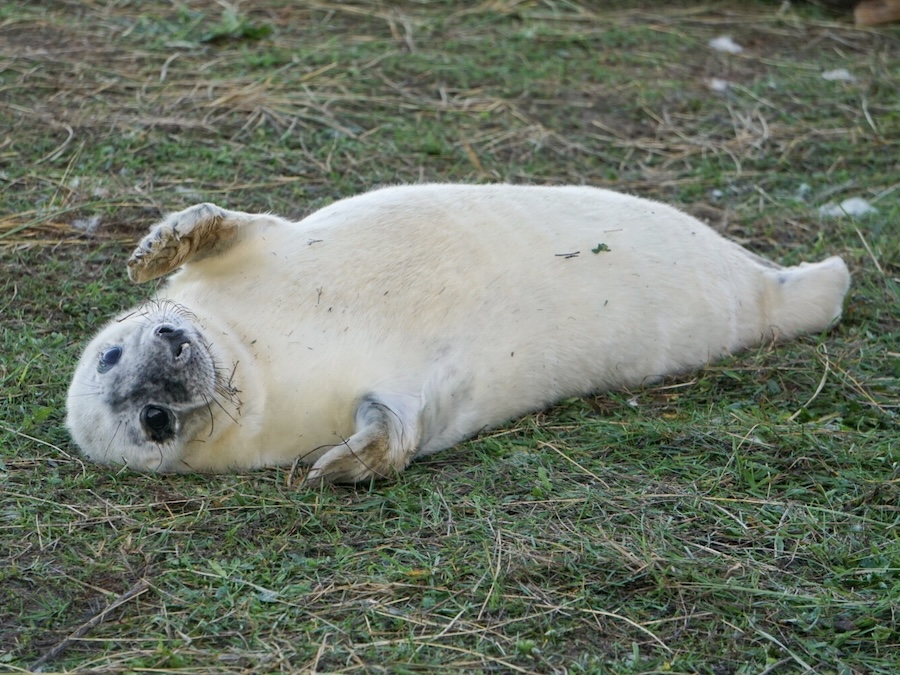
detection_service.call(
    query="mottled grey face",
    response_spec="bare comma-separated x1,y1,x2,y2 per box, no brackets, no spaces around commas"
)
66,301,226,471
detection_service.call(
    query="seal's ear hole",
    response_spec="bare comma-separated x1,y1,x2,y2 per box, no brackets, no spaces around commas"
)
141,405,174,441
98,346,123,373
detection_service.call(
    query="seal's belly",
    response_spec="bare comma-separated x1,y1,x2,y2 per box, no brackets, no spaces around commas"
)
174,225,751,467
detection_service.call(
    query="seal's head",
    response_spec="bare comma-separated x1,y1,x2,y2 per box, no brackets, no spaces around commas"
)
66,301,227,472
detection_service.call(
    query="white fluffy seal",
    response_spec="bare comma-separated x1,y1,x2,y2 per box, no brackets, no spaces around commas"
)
66,184,850,483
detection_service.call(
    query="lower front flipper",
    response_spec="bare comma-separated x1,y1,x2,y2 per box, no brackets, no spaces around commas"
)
306,393,421,485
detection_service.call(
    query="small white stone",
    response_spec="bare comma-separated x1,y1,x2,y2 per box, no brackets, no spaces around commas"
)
821,68,856,82
818,197,877,217
709,36,743,54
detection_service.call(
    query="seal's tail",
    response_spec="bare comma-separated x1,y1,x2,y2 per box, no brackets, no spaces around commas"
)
766,256,851,338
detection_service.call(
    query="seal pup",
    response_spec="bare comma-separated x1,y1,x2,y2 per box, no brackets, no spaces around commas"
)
66,184,850,483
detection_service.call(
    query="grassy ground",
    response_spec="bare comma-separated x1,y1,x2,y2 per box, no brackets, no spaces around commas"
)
1,1,897,673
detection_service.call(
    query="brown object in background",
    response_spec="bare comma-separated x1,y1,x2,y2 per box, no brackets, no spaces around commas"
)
855,0,900,25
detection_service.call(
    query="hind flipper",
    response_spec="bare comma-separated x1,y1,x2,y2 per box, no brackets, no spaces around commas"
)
767,256,850,338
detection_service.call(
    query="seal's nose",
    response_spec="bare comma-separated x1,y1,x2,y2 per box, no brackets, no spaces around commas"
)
154,324,190,358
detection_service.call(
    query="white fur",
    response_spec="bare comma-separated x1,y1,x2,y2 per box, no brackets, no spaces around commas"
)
66,184,850,481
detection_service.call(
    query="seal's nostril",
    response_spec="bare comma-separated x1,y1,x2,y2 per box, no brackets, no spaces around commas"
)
155,324,189,358
155,324,185,340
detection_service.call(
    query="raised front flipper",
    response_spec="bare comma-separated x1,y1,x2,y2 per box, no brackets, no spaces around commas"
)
306,393,422,485
128,202,262,283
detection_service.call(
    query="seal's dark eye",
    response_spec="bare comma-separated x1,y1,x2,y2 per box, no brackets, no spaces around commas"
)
143,406,168,431
98,346,122,373
141,405,174,441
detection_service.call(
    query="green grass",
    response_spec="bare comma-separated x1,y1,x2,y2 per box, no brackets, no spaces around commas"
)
1,1,898,673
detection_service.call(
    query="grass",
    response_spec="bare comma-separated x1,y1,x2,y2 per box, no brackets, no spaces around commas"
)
1,1,897,673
